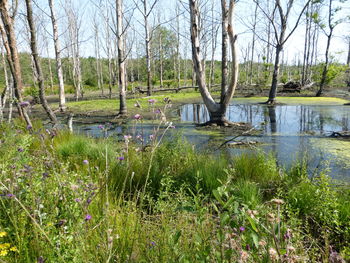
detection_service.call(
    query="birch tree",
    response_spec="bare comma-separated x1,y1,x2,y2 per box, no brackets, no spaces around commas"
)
189,0,238,125
48,0,66,111
25,0,57,123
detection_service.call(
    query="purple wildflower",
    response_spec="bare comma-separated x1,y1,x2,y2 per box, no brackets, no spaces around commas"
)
87,198,92,205
7,193,14,198
75,198,81,203
148,99,156,104
154,109,161,114
118,156,125,161
134,114,142,120
19,101,30,107
239,226,245,232
27,125,32,130
98,125,104,130
37,256,45,263
18,148,24,152
85,214,92,221
83,160,89,165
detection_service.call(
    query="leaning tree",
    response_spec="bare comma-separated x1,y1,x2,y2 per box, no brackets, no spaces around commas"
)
189,0,238,125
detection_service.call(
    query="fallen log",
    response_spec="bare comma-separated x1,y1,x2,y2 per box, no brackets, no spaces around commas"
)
134,84,220,94
329,131,350,138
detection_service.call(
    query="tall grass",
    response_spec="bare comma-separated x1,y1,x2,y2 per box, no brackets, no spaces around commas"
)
0,121,349,262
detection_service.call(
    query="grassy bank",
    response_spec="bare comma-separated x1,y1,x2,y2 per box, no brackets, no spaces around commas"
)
0,121,349,262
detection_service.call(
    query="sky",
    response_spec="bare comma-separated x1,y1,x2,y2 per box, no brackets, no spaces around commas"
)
16,0,350,65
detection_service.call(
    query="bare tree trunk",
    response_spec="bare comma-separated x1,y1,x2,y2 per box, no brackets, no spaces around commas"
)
49,0,66,111
158,18,163,88
46,42,54,93
144,1,152,96
116,0,127,116
0,1,32,127
249,1,258,85
0,40,9,117
189,0,238,124
347,39,350,67
25,0,57,123
317,33,332,96
316,0,337,97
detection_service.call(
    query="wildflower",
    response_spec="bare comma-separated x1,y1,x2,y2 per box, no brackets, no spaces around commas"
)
75,198,81,203
0,243,10,249
269,248,278,261
85,214,92,221
10,246,18,252
284,229,292,240
154,108,161,114
98,125,104,130
239,226,245,232
83,160,89,165
0,250,8,256
17,148,24,152
149,241,156,248
148,99,156,104
27,125,32,130
134,114,142,120
118,156,125,161
6,194,14,198
245,244,251,251
149,134,154,140
37,256,45,263
19,101,30,107
0,232,6,237
87,198,92,205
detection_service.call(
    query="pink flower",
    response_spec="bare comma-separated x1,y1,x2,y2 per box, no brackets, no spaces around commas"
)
148,99,156,104
134,114,142,120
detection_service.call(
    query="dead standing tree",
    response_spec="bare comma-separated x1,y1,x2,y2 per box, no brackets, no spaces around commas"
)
48,0,66,111
134,0,160,96
189,0,238,125
25,0,57,123
116,0,127,117
0,0,32,127
254,0,312,104
316,0,346,97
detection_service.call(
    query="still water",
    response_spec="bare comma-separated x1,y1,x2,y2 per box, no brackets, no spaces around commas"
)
76,103,350,181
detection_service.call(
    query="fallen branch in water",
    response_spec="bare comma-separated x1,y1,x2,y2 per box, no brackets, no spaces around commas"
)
218,126,257,149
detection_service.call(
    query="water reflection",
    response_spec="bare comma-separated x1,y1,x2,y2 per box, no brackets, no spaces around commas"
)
180,103,350,135
74,103,350,181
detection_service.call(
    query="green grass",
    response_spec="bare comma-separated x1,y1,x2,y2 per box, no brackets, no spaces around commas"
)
0,121,349,262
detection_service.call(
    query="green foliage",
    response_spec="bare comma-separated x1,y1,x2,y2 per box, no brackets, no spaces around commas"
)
0,122,349,262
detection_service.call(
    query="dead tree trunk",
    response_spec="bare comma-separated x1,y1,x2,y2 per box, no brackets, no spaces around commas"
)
0,1,32,127
189,0,238,125
48,0,66,111
116,0,127,116
25,0,57,123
